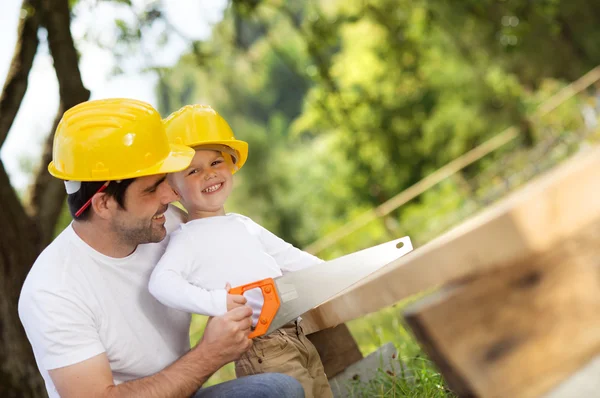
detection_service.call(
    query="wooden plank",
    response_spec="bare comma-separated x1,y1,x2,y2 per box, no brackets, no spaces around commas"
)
302,146,600,334
403,218,600,398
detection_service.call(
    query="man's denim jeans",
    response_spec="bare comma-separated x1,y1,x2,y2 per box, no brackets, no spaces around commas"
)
193,373,304,398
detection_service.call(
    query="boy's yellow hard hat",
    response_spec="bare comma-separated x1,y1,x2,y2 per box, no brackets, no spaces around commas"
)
48,98,194,181
163,105,248,173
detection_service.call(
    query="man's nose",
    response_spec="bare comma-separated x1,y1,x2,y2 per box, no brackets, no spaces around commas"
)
158,181,179,203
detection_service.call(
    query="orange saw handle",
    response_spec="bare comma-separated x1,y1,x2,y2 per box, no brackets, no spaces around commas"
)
229,278,280,339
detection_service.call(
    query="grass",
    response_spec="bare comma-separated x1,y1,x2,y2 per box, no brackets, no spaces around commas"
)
189,297,455,397
343,302,455,397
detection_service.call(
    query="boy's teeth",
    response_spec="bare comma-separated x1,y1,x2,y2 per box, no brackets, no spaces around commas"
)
203,183,221,193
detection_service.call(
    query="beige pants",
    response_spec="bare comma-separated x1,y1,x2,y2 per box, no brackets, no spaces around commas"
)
235,320,333,398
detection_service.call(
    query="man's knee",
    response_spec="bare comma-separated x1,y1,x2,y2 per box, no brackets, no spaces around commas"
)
193,373,305,398
249,373,305,397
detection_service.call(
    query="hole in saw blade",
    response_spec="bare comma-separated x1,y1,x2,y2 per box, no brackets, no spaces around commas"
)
396,241,405,249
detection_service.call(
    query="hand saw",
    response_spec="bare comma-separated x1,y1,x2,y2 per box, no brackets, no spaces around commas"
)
230,236,413,338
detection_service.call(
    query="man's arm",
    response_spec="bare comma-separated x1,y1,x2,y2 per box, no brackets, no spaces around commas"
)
49,306,253,398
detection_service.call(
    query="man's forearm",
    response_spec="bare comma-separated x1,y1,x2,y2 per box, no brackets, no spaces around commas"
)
107,346,218,398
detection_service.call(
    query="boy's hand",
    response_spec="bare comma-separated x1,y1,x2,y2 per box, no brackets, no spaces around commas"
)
226,294,247,311
225,282,247,311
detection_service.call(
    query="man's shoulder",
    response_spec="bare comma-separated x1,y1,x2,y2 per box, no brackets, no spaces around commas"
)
27,227,76,276
19,229,82,314
21,225,96,295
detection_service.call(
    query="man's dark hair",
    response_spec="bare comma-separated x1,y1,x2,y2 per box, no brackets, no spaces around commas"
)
67,179,136,220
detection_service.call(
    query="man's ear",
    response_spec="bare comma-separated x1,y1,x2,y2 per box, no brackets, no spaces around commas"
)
90,192,116,220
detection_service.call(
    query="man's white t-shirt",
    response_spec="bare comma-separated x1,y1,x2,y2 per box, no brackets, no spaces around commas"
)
149,213,322,323
18,206,190,398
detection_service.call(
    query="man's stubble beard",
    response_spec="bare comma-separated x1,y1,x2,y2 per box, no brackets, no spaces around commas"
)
111,215,166,246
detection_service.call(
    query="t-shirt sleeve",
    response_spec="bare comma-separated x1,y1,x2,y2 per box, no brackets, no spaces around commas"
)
148,230,227,316
249,218,324,273
18,287,105,371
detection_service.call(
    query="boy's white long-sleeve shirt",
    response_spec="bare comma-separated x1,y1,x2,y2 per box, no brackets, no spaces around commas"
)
149,213,323,320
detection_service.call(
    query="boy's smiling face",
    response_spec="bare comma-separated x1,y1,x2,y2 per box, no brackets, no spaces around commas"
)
168,149,234,218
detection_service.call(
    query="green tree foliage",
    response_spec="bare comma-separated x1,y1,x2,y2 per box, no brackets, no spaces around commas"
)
155,0,599,254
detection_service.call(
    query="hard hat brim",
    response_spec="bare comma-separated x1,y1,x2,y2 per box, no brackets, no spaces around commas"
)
191,139,248,170
151,143,196,176
48,143,195,181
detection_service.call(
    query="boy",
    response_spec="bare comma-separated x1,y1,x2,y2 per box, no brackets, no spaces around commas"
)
149,104,333,398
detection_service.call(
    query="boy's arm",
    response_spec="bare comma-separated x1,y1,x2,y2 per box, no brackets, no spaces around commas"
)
49,307,253,398
251,219,324,272
148,268,228,315
149,233,228,316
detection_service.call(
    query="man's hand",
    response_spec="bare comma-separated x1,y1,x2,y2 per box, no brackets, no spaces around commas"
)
196,306,253,366
48,306,253,398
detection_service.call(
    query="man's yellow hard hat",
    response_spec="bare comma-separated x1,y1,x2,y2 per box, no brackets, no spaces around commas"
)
48,98,195,181
163,105,248,173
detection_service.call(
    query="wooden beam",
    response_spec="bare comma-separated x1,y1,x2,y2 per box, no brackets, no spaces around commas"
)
403,218,600,398
302,146,600,334
306,324,363,379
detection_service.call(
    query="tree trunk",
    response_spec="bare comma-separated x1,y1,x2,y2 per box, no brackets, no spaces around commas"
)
0,162,46,397
29,0,90,248
0,0,89,396
28,103,82,249
0,0,42,147
0,0,47,395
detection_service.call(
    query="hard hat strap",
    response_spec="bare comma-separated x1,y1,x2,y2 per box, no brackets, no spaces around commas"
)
74,181,110,218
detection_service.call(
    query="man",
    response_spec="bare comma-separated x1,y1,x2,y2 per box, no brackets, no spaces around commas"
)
18,98,304,398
